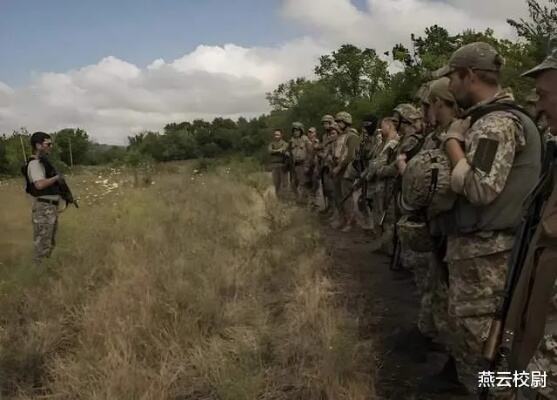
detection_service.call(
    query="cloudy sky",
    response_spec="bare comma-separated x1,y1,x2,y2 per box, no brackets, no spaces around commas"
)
0,0,539,144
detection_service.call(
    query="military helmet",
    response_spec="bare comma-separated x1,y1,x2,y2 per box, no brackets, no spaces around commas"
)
335,111,353,125
397,215,434,253
393,103,422,122
428,77,456,104
321,114,335,123
292,121,305,132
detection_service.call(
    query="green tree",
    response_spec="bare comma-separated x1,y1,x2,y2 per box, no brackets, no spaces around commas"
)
315,44,389,103
54,128,91,166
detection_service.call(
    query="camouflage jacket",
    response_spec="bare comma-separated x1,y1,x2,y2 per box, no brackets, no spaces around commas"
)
446,90,526,261
289,135,311,164
333,128,360,174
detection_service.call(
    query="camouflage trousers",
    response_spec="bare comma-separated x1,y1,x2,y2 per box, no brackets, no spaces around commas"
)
32,201,59,264
446,251,510,395
525,319,557,399
428,250,451,347
290,164,308,202
271,166,288,199
322,169,335,209
401,246,436,337
341,178,355,223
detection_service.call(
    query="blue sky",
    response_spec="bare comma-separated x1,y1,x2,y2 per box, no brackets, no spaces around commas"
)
0,0,303,86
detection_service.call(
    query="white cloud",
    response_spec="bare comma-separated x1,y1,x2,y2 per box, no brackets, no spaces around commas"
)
0,0,536,144
0,39,327,144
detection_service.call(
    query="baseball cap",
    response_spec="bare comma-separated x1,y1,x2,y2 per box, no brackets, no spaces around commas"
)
436,42,504,78
522,35,557,78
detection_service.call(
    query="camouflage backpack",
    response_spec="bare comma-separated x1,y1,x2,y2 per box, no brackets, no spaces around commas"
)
401,147,455,218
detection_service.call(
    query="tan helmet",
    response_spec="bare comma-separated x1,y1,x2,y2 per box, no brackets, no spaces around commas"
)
393,103,422,122
428,77,456,104
335,111,353,125
292,121,305,132
321,114,335,124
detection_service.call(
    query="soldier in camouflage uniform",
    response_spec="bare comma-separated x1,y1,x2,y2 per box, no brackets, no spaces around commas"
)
307,127,321,208
288,122,312,204
427,42,542,396
366,117,400,246
24,132,63,264
330,111,360,232
495,38,557,400
318,115,338,216
267,129,289,200
357,114,380,231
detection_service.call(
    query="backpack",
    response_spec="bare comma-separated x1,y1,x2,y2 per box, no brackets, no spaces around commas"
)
401,147,456,217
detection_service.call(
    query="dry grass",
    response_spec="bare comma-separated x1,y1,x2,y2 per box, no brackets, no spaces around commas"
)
0,161,375,400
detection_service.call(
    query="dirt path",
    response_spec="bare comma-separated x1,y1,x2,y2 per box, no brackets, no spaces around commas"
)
322,224,448,400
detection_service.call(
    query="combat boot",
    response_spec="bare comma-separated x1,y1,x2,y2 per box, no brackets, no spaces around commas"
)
416,356,469,396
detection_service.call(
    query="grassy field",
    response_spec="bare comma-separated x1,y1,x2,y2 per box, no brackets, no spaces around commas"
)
0,161,375,400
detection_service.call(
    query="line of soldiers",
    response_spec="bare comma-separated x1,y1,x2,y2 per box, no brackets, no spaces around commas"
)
269,39,557,399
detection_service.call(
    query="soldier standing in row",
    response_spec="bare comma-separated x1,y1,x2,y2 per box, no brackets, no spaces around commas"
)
267,129,289,200
307,127,321,209
23,132,63,265
331,111,360,232
498,39,557,400
318,115,337,216
289,122,312,204
428,42,542,396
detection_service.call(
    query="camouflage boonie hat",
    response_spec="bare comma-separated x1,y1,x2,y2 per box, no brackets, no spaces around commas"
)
393,103,422,122
292,121,305,131
321,114,335,123
335,111,353,125
428,77,455,104
397,215,434,253
436,42,504,78
523,35,557,77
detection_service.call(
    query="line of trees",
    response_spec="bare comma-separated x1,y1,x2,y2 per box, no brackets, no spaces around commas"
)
1,0,554,176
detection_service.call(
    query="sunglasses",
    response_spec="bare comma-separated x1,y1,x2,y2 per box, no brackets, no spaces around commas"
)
44,142,53,147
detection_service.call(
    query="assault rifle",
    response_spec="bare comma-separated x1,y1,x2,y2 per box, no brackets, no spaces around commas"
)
58,175,79,208
340,176,365,205
479,142,556,400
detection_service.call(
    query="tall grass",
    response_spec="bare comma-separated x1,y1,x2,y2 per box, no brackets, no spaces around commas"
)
0,162,374,399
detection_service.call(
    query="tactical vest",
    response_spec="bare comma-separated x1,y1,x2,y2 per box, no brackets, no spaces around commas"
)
430,105,542,236
269,141,287,166
22,156,61,197
333,133,349,162
290,136,308,163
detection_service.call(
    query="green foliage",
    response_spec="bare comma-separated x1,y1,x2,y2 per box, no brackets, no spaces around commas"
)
54,128,90,166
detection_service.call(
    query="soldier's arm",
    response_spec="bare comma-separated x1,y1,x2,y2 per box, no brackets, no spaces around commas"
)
338,135,360,170
451,113,523,206
28,160,59,190
374,145,398,178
